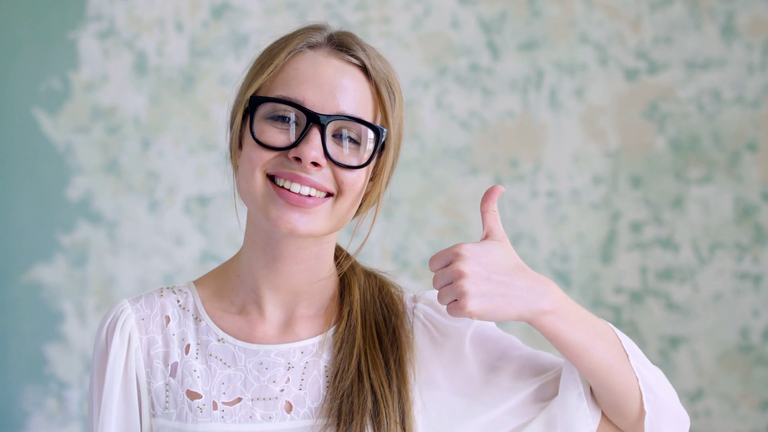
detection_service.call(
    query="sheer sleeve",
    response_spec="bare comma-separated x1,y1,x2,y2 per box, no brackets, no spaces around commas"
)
88,299,151,432
607,322,690,431
409,290,689,432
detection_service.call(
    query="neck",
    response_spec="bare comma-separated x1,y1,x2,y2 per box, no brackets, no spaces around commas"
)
211,217,340,327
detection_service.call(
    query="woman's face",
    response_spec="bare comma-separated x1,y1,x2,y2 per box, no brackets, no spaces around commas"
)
236,49,378,240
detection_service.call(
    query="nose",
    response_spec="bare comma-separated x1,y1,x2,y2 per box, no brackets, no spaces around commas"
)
286,124,326,168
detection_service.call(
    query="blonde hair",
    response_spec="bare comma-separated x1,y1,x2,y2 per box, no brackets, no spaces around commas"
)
227,23,413,432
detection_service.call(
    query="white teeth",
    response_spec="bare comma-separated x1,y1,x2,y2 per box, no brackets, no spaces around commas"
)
272,176,329,198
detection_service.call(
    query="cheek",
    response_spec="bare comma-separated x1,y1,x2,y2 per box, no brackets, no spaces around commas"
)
337,169,374,215
241,142,262,165
235,147,271,197
340,167,373,198
338,178,364,204
239,142,273,176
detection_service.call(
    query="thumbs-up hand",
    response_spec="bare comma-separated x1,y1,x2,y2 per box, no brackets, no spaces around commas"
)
428,185,566,323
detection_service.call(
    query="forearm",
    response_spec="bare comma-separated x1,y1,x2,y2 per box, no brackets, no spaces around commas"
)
529,292,645,432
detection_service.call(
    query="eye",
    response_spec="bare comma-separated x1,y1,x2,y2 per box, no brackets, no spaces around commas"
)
257,103,303,129
267,113,299,126
331,129,361,146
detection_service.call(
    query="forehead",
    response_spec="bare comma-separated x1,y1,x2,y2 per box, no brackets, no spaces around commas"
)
257,50,378,123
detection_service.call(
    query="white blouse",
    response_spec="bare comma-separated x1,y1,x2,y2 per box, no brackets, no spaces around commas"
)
88,282,689,431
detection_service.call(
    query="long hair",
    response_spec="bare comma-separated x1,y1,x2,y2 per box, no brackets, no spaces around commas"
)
227,23,413,432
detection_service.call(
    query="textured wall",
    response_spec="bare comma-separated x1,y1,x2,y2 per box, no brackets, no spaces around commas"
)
5,0,768,430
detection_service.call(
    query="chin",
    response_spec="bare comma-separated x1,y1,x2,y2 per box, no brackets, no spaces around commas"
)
262,211,337,239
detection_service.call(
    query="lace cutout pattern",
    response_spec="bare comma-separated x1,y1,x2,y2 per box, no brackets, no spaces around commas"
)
129,285,332,424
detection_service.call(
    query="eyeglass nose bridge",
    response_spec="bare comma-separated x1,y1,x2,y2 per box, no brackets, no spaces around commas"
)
288,111,329,148
286,120,328,166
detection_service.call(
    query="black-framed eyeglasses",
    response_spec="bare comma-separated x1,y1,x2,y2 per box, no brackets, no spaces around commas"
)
245,95,387,169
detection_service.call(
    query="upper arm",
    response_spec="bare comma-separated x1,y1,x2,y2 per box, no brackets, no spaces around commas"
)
597,413,624,432
88,300,150,432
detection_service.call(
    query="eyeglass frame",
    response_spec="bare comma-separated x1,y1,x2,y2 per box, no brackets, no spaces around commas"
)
244,95,388,169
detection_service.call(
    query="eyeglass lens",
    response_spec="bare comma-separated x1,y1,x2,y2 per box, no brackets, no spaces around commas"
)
252,102,377,167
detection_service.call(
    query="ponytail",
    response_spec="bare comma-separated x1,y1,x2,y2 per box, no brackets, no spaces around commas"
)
319,244,414,432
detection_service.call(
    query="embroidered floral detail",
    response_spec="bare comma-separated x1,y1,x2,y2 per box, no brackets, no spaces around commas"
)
128,285,332,424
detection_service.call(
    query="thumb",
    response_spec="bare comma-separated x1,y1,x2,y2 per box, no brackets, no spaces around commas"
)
480,184,507,242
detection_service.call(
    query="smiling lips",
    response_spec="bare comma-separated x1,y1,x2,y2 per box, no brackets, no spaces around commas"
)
269,175,332,198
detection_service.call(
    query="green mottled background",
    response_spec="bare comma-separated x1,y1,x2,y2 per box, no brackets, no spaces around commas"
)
2,0,767,430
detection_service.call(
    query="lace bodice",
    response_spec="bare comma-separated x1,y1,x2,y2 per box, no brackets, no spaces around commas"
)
89,282,689,431
129,283,334,425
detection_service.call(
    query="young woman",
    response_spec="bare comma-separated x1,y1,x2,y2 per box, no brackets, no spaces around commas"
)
88,24,689,432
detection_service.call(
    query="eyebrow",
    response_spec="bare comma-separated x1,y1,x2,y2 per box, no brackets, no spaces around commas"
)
272,93,362,118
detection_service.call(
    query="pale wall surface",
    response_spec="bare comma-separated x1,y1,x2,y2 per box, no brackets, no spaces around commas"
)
2,0,767,431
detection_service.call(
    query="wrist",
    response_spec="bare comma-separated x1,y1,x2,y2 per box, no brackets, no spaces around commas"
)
525,283,578,331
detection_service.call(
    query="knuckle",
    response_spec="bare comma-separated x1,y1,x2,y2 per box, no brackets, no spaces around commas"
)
453,266,469,280
453,243,470,258
428,257,437,272
454,282,470,296
457,299,474,317
446,303,461,318
436,290,450,306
